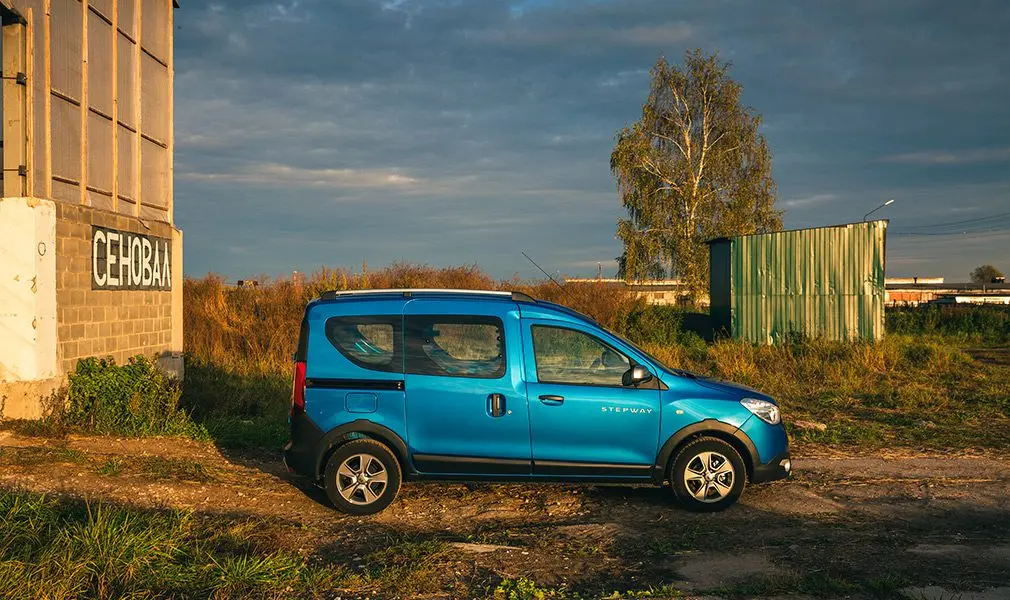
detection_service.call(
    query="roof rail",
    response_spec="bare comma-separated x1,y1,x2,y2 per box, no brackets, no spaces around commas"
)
318,288,537,303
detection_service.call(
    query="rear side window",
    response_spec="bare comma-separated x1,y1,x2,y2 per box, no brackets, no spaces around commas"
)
405,315,505,379
325,316,402,373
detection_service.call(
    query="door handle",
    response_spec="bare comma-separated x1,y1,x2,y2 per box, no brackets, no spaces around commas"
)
538,394,564,405
488,393,506,417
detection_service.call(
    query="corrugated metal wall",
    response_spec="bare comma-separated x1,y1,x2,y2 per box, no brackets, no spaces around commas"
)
9,0,173,223
709,221,887,344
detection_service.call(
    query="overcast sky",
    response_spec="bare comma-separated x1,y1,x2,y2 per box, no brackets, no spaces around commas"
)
174,0,1010,282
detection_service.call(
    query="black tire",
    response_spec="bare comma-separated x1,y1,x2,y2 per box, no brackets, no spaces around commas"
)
669,437,746,512
323,438,402,516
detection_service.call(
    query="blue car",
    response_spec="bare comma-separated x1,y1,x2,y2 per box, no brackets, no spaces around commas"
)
283,289,790,515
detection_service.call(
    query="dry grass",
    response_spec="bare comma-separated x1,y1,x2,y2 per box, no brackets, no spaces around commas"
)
183,262,642,375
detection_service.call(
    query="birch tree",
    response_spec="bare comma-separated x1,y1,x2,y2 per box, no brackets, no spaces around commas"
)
611,50,782,301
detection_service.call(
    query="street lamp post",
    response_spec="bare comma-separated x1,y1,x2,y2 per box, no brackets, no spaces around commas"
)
863,199,895,222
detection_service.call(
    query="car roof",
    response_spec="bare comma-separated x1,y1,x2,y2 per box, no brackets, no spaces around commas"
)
309,288,599,327
316,288,536,303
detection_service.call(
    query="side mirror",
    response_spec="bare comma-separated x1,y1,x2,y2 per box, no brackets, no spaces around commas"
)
622,364,653,387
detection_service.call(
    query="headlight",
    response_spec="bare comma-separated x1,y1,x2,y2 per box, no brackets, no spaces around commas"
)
741,398,780,425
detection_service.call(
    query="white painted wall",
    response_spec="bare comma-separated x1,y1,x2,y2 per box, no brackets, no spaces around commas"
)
0,197,57,382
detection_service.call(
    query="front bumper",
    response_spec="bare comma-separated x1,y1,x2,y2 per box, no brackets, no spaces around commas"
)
750,451,792,483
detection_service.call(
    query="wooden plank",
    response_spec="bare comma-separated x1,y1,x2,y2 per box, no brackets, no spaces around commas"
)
2,23,26,197
45,0,52,198
166,0,173,223
133,0,141,215
111,0,118,211
25,8,34,198
80,0,89,205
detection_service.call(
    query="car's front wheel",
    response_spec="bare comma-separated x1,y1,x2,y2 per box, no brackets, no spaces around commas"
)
669,437,746,512
323,438,402,515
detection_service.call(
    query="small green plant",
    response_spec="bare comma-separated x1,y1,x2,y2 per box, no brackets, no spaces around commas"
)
96,457,124,476
53,356,206,439
496,576,556,600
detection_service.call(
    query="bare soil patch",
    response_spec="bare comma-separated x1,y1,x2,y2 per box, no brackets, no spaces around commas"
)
2,431,1009,598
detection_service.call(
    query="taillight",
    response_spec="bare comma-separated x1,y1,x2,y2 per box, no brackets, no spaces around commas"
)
291,361,306,416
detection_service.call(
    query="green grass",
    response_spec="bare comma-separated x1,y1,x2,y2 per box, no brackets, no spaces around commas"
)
0,489,344,599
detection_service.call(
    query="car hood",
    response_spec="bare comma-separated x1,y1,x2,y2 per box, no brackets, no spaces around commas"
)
692,376,771,401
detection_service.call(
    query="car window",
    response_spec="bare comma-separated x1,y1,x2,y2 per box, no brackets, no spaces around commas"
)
405,315,505,379
325,316,401,373
531,325,631,386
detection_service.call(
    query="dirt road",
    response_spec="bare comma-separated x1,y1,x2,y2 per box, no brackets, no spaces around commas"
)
2,431,1009,598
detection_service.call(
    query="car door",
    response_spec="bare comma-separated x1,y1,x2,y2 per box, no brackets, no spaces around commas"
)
522,320,661,477
403,299,531,475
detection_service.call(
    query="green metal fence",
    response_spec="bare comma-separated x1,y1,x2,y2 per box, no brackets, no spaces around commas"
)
708,221,886,344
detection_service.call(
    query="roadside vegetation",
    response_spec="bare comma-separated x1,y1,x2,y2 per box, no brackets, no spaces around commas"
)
180,264,1010,453
5,263,1008,455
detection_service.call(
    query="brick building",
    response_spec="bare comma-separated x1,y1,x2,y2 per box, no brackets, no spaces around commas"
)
0,0,180,419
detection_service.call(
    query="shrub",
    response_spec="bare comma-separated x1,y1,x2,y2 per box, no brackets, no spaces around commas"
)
53,356,205,439
886,305,1010,344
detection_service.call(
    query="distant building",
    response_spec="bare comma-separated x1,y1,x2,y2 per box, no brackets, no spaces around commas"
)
885,278,1010,306
708,221,887,344
0,0,180,419
563,278,708,307
931,294,1010,306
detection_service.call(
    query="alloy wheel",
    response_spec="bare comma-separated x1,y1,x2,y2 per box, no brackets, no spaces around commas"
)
335,453,388,505
683,451,735,503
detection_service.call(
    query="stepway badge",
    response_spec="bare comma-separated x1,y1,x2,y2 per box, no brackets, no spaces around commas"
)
91,225,172,291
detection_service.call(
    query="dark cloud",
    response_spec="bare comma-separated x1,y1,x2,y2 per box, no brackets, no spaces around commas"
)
174,0,1010,281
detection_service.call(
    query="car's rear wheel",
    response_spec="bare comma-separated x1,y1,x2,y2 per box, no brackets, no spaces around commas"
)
323,438,401,515
669,437,745,512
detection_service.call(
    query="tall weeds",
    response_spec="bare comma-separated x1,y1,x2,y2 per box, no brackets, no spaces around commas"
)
183,262,642,376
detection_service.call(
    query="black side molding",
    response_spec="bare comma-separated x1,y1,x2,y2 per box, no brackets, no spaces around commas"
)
534,460,651,478
306,378,404,391
413,454,531,475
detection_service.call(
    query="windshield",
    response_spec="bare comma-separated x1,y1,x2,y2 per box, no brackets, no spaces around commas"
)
602,326,701,379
